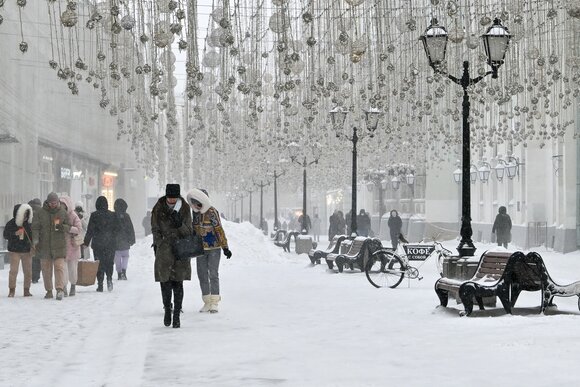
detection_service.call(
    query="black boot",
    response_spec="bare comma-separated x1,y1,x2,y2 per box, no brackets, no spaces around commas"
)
172,309,181,328
96,283,103,292
164,304,173,327
117,272,122,280
122,269,127,280
172,281,184,329
160,282,173,327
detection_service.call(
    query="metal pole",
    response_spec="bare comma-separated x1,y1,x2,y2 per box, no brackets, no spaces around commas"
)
457,61,475,257
351,127,358,237
241,194,244,222
378,181,384,236
274,171,279,230
302,158,307,233
260,181,264,232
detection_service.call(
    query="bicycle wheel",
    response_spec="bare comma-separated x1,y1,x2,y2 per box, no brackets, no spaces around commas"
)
365,251,405,289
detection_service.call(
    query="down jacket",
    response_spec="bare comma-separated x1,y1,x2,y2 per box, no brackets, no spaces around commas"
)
59,196,83,261
84,196,118,252
3,204,33,253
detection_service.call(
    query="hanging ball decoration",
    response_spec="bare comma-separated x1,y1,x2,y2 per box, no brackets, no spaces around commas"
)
49,60,58,69
140,34,149,44
568,4,580,18
111,22,122,34
302,12,313,23
448,26,465,43
466,34,479,49
97,51,106,61
272,0,287,5
178,39,188,51
16,0,26,7
154,31,172,48
479,16,491,26
168,1,178,11
61,9,78,27
120,15,135,30
211,7,224,22
269,12,290,33
170,23,182,34
307,36,317,47
202,51,220,68
19,41,28,53
176,9,186,20
344,0,365,6
0,15,3,25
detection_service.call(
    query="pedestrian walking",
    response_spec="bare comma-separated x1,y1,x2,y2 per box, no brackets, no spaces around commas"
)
312,213,321,242
152,184,193,328
31,192,70,300
74,202,90,259
59,196,83,297
27,198,42,284
3,204,34,297
357,209,371,237
84,196,118,292
492,206,512,249
387,210,403,250
114,199,136,280
187,188,231,314
142,211,152,236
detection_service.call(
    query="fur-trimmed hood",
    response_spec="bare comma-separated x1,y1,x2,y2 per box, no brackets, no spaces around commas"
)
15,203,33,227
59,196,75,215
186,189,211,214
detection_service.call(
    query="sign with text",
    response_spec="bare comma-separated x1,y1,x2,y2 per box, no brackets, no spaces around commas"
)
403,244,435,261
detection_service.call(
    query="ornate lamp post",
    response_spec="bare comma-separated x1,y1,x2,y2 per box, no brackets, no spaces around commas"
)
420,18,511,256
254,180,269,233
330,108,380,237
288,141,322,233
272,169,286,231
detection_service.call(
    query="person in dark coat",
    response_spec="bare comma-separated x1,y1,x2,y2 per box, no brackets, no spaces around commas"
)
336,211,346,236
152,184,193,328
298,213,311,234
328,210,338,241
357,209,371,237
114,198,136,280
345,210,352,236
3,204,34,297
387,210,403,250
84,196,118,292
142,211,152,236
492,206,512,248
27,198,42,284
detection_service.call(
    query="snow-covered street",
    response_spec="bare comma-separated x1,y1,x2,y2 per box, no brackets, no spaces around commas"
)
2,221,580,387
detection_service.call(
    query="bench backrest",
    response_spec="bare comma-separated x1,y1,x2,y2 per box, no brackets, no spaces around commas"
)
340,239,353,254
344,237,369,256
508,251,546,291
473,251,512,281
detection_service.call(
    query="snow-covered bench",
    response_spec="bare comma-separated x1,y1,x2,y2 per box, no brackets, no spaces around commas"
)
274,231,300,253
308,235,347,265
329,237,382,273
510,251,580,313
435,251,515,316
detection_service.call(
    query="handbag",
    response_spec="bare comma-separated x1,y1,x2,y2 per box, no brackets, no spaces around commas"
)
172,232,204,260
73,234,84,246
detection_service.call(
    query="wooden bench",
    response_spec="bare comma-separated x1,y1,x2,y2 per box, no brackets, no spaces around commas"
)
274,231,299,253
509,251,580,313
271,229,287,242
328,237,382,273
435,251,515,316
307,235,347,265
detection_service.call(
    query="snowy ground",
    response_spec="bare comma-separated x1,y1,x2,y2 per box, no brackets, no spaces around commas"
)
1,221,580,387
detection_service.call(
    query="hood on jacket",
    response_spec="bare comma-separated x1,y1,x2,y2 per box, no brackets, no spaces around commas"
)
95,196,109,211
114,198,128,213
15,203,33,227
499,206,507,214
186,189,211,214
59,196,75,214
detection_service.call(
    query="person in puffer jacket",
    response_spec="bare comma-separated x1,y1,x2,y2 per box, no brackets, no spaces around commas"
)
3,204,34,297
187,188,232,314
59,196,83,297
113,198,135,280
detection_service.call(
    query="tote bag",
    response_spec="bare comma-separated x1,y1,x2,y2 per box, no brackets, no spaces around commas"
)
172,232,204,260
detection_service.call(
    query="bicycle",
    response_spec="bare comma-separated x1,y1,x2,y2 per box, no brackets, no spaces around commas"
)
365,241,453,288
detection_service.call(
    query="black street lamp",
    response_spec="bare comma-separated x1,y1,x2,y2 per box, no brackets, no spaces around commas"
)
420,18,511,256
330,108,380,237
254,180,269,233
272,169,286,231
288,142,322,233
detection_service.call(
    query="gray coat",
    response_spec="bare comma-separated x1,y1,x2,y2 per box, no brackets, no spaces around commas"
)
152,196,193,282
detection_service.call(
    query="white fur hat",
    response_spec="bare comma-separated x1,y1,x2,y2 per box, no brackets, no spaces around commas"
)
186,188,211,213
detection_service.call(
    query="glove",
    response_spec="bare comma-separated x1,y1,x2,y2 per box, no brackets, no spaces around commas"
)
223,248,232,259
55,223,63,231
169,211,183,228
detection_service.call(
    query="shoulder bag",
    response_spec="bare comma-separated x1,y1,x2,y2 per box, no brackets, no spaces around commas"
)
172,231,204,260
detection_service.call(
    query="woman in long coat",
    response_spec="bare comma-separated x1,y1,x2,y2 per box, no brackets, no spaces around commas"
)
387,210,403,250
151,184,192,328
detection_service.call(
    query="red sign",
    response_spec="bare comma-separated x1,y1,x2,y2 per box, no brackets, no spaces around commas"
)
102,175,114,188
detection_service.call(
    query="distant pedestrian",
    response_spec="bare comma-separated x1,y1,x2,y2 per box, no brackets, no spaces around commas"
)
298,213,311,234
357,209,371,237
142,211,152,236
74,202,90,259
328,210,338,241
84,196,118,293
114,199,136,280
312,213,321,242
27,198,42,284
492,206,512,249
387,210,403,250
3,203,34,297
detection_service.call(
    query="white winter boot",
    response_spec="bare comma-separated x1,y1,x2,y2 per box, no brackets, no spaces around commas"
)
199,295,212,313
209,295,221,313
